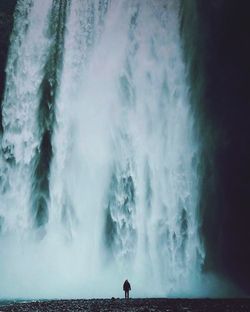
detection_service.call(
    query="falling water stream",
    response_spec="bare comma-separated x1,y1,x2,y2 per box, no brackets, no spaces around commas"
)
0,0,204,298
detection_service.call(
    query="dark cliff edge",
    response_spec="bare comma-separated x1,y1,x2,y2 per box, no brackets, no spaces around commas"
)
0,1,16,133
181,0,250,295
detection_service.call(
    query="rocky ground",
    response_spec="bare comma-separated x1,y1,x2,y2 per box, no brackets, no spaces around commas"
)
0,299,250,312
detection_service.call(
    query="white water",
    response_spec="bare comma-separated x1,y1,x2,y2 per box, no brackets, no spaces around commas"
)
0,0,205,299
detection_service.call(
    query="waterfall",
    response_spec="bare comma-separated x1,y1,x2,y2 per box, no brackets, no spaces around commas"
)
0,0,205,299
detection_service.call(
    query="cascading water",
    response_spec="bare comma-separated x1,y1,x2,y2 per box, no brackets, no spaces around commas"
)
0,0,205,299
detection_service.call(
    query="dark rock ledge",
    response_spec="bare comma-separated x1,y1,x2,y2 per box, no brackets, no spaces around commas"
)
1,298,250,312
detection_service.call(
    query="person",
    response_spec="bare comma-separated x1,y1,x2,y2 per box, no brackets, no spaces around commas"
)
123,279,131,299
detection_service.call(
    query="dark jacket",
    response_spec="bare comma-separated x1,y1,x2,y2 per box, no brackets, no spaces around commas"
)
123,280,131,291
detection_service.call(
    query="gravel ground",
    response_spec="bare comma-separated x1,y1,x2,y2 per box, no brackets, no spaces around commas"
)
0,298,250,312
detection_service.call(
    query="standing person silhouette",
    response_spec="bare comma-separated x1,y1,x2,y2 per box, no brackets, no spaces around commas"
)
123,279,131,299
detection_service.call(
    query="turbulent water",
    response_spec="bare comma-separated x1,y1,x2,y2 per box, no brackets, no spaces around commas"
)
0,0,205,299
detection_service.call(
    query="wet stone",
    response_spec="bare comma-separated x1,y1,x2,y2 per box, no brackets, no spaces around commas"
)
0,299,250,312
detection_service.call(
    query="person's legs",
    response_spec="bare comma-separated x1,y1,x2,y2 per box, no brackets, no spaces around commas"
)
127,291,129,299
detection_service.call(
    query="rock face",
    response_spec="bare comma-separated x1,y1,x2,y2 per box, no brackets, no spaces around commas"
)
0,12,12,96
0,1,16,131
1,299,250,312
